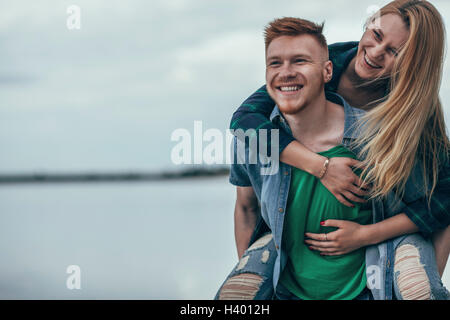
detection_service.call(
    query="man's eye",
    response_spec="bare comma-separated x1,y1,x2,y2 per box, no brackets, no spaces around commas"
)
295,59,305,63
269,61,281,66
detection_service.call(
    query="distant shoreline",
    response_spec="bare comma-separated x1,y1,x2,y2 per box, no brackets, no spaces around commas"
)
0,167,230,184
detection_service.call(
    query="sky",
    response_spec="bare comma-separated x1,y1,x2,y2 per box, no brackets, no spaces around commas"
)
0,0,449,172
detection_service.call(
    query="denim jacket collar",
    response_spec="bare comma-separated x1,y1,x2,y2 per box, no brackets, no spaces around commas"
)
269,91,365,142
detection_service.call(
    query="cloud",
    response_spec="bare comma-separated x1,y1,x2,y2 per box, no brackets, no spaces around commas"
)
171,29,264,85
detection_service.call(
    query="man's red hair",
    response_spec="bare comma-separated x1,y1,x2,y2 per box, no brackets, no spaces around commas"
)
264,17,327,52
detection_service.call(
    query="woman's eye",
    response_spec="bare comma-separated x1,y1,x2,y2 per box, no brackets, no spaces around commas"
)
373,31,381,40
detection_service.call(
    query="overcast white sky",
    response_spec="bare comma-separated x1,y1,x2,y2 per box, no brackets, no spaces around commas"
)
0,0,449,172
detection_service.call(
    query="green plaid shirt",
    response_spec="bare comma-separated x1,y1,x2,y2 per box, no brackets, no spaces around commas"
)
229,41,449,235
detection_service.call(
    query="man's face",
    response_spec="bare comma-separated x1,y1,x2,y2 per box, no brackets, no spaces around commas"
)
265,34,331,115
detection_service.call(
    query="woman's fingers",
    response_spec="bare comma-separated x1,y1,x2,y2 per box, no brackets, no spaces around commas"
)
304,232,328,241
307,245,347,255
307,245,337,253
343,159,370,190
319,251,346,256
349,184,369,197
335,193,354,208
320,157,371,206
354,177,370,190
348,158,365,170
304,239,336,248
342,191,366,204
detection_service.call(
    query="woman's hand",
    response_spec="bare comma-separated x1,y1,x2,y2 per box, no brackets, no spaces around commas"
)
304,220,371,256
279,142,369,207
320,157,369,208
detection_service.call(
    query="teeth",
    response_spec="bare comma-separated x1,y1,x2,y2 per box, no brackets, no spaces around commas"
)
365,55,380,68
280,86,301,92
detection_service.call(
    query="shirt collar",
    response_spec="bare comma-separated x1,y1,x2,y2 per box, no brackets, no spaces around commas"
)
269,91,365,141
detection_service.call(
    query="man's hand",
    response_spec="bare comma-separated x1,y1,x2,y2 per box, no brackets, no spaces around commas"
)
304,220,370,256
320,157,369,207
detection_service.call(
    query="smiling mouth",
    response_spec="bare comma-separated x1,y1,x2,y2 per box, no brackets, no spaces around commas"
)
276,85,304,93
364,52,382,69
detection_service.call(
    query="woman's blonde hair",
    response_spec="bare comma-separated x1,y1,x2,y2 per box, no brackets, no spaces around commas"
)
355,0,450,202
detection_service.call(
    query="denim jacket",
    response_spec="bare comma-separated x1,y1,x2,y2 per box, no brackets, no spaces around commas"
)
229,91,417,300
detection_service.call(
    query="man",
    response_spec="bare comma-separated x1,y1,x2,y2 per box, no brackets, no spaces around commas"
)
216,16,450,301
216,17,372,300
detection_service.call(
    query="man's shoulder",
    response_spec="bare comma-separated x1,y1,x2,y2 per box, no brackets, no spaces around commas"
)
344,101,366,119
325,91,366,140
325,91,365,116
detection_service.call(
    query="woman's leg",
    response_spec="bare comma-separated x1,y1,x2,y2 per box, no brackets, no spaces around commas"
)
214,232,277,300
432,226,450,277
393,233,449,300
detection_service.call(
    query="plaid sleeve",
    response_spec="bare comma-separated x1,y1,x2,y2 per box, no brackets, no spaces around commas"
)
403,161,450,236
229,85,295,154
229,162,252,187
229,137,252,187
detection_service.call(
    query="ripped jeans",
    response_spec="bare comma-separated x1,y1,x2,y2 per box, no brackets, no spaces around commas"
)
214,232,450,300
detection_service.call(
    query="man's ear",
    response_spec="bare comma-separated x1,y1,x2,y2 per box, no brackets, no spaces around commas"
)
323,60,333,83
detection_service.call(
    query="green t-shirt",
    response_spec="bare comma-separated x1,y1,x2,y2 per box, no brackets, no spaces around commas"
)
279,144,372,300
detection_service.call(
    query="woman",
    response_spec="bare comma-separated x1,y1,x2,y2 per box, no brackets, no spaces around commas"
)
217,0,449,300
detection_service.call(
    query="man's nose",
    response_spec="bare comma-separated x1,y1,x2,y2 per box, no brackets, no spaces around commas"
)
279,63,296,77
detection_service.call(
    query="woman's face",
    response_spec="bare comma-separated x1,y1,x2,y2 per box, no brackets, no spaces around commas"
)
355,13,410,80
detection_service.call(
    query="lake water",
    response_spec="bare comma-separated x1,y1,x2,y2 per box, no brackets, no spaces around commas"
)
0,177,448,299
0,177,237,299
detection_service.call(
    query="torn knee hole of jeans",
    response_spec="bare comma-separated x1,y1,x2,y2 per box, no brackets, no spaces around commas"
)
261,249,270,263
236,255,250,271
394,244,431,300
246,233,273,252
236,250,271,272
219,273,263,300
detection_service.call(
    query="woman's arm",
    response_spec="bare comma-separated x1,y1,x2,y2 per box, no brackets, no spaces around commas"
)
305,213,449,277
281,141,369,206
304,213,419,255
363,213,420,245
400,160,450,236
305,165,450,273
230,85,294,154
231,86,367,205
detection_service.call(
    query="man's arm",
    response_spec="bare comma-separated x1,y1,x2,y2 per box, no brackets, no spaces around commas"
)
234,186,260,259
